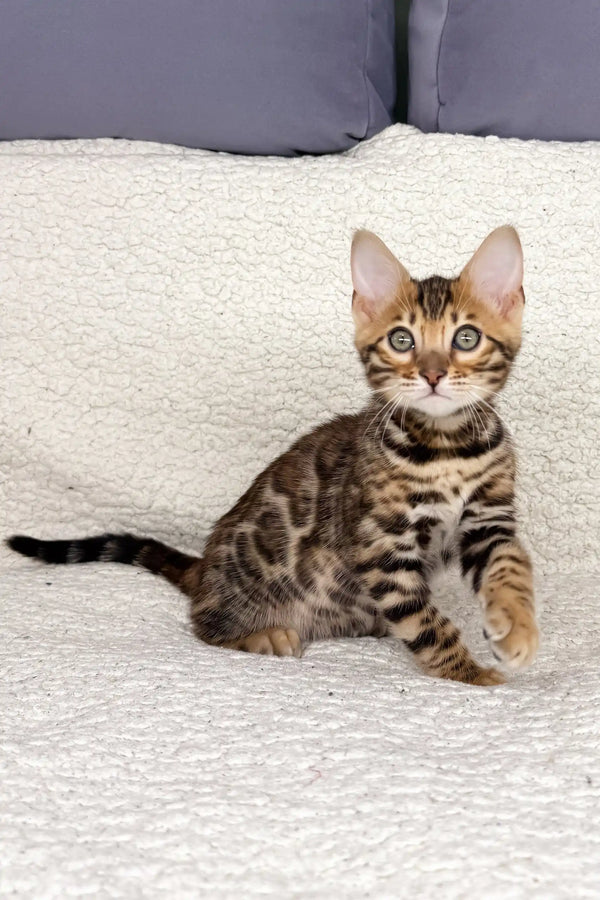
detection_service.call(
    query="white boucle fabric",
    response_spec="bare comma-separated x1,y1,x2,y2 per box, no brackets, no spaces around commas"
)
1,125,599,897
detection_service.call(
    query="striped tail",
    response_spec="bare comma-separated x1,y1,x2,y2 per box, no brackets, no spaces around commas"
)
6,532,202,594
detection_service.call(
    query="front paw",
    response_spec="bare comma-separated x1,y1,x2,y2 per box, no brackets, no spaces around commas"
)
482,597,539,670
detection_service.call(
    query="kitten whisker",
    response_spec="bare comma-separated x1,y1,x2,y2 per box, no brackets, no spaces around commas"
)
378,394,407,459
395,280,413,315
465,397,489,446
462,392,504,451
364,388,405,444
461,398,478,441
463,386,511,434
453,277,469,317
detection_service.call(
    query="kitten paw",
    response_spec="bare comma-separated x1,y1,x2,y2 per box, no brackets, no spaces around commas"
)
471,666,506,687
224,628,303,658
483,602,538,669
442,661,506,686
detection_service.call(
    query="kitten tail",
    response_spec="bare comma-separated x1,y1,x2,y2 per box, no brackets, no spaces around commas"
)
6,532,203,595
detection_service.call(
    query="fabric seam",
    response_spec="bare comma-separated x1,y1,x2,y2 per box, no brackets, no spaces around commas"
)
361,0,373,139
435,0,451,131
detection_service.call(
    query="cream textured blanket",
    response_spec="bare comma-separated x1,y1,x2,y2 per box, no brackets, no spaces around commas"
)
2,126,599,897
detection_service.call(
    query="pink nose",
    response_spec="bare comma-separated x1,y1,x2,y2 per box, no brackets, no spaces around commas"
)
420,368,447,387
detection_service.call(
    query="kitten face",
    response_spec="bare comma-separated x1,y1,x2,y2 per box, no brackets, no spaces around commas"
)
351,228,525,420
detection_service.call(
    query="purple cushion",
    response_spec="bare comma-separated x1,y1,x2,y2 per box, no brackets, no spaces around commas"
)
0,0,395,156
408,0,600,141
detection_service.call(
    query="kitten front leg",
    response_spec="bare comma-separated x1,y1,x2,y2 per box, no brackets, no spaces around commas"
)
460,498,538,670
356,537,503,685
479,540,537,669
384,589,504,686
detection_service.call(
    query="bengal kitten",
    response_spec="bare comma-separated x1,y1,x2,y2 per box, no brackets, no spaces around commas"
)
7,226,539,686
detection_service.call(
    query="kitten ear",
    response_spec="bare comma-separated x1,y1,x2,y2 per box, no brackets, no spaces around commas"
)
351,230,411,323
461,226,524,318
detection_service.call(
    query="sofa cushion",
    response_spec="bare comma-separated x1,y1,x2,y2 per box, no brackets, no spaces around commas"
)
0,0,395,156
408,0,600,141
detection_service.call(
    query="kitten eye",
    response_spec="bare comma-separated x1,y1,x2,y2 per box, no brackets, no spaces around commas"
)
388,327,414,353
452,325,481,351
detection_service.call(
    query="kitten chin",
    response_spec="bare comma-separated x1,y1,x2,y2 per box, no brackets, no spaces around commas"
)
405,391,466,420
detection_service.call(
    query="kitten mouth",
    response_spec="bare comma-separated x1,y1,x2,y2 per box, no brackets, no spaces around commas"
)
423,388,450,401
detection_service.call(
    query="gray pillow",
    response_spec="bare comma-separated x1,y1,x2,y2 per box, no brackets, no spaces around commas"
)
0,0,395,156
408,0,600,142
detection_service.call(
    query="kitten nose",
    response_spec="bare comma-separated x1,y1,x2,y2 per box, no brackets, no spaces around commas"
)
420,368,447,387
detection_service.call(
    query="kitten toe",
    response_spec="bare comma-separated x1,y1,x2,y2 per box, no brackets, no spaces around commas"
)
491,622,539,670
226,628,303,658
482,605,513,641
486,623,538,669
284,628,303,658
270,628,303,658
483,597,539,670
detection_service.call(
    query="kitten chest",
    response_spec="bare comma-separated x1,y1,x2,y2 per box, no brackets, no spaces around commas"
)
405,464,473,564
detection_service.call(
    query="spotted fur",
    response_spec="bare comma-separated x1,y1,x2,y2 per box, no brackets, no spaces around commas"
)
7,227,538,686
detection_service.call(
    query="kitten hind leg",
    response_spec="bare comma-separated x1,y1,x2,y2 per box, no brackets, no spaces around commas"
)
190,588,304,659
221,628,303,658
